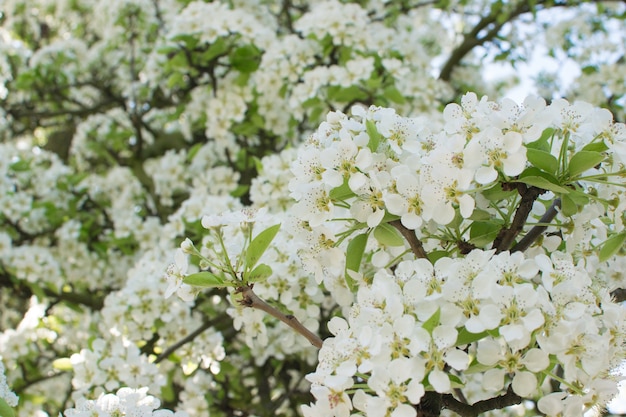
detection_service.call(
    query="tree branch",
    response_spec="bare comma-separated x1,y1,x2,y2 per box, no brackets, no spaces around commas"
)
511,198,561,253
492,184,545,253
238,285,323,349
155,319,216,363
390,220,429,259
442,386,522,417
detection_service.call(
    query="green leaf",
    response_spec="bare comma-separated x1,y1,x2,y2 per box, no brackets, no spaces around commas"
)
526,127,554,152
581,141,609,153
560,194,578,217
567,151,605,178
246,263,273,283
526,148,558,174
9,159,30,172
383,85,406,104
515,176,570,194
245,223,281,269
469,221,501,247
599,232,626,262
422,308,440,335
0,398,15,417
455,328,488,346
230,45,261,73
202,37,228,62
345,233,368,292
329,180,355,201
482,183,516,202
327,85,367,104
183,271,225,288
365,119,382,153
373,223,404,247
427,250,450,264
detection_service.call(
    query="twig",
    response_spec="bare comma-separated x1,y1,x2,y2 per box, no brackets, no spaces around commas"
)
511,198,561,253
238,285,323,349
390,220,429,259
155,319,215,363
611,288,626,303
492,184,544,253
442,386,522,417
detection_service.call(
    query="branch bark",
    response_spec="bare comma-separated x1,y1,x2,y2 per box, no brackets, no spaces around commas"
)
492,184,545,253
390,220,429,259
155,319,216,363
238,285,323,349
511,198,561,253
442,386,522,417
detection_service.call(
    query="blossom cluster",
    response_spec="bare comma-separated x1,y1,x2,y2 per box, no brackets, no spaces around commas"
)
1,0,626,416
303,249,625,417
287,93,626,416
63,387,189,417
0,359,18,408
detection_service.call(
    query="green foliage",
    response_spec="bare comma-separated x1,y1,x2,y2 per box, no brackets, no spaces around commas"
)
0,398,16,417
345,232,368,291
183,271,226,287
244,224,281,272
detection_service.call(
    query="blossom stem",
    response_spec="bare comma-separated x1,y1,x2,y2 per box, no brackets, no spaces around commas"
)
390,220,429,259
238,285,323,349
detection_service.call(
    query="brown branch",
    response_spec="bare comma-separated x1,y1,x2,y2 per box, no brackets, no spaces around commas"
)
611,288,626,303
155,319,216,363
511,198,561,253
442,386,522,417
238,285,323,349
439,2,531,81
390,220,429,259
492,184,545,253
438,0,619,82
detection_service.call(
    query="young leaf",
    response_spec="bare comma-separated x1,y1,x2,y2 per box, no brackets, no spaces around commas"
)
329,180,356,201
599,232,626,262
373,223,404,247
567,150,605,178
245,224,281,269
246,263,273,283
469,221,501,247
526,127,554,152
183,271,225,288
455,328,488,347
0,398,15,417
345,233,368,291
514,176,570,194
526,148,558,174
581,141,609,153
422,308,440,335
560,194,578,217
365,119,382,153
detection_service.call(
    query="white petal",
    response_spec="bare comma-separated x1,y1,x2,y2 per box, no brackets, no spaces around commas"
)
475,166,497,184
429,369,450,393
444,349,469,371
522,348,550,372
512,371,537,397
482,368,505,391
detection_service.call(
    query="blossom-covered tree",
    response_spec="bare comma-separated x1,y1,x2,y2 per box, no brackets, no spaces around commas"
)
1,1,625,417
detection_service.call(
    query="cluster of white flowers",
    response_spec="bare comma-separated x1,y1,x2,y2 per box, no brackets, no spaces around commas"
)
70,338,165,400
288,93,626,416
0,359,18,408
63,387,189,417
304,249,625,416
